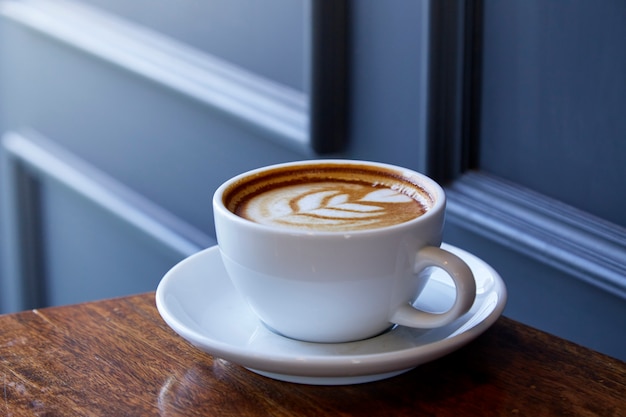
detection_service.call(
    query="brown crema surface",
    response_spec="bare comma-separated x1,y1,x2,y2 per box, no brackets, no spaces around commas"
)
223,164,434,232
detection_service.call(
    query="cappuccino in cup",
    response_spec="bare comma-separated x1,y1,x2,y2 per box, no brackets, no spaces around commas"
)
213,160,475,343
222,163,433,232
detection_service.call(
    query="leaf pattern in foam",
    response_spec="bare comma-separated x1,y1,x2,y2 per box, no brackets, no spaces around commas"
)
359,188,414,203
292,189,410,221
249,182,419,230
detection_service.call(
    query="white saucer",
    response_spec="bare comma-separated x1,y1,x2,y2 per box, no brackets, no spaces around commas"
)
156,243,507,385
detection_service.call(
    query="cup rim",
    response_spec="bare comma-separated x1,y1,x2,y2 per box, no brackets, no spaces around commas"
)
213,159,445,236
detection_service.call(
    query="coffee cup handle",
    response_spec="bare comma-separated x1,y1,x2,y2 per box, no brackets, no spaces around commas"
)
390,246,476,329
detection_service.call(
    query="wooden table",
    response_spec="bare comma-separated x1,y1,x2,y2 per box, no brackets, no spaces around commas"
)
1,293,624,416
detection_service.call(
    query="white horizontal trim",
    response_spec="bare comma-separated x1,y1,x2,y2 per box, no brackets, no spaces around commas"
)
0,0,309,151
3,131,214,259
446,172,626,300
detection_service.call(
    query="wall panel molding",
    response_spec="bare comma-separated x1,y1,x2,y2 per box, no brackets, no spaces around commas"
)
0,0,347,154
446,172,626,300
1,131,214,312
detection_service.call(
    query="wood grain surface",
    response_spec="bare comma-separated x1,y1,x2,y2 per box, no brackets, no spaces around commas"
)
1,293,624,416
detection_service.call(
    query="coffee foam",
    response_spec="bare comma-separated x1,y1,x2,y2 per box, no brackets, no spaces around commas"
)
223,164,434,232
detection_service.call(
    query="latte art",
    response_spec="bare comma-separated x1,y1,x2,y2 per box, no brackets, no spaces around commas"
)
224,164,433,232
242,182,423,231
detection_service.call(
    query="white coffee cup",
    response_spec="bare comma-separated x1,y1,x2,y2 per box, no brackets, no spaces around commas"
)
213,160,476,343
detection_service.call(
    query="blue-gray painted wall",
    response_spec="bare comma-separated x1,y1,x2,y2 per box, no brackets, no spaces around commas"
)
1,0,624,360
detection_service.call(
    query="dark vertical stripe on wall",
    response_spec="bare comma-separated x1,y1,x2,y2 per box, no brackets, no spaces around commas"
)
461,0,483,171
426,0,478,183
310,0,349,153
14,163,48,309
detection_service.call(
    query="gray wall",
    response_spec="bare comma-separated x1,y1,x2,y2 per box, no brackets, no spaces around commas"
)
1,0,624,361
